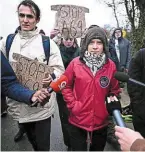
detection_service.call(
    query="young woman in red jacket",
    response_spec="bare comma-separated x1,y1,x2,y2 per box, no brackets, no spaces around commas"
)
62,26,121,151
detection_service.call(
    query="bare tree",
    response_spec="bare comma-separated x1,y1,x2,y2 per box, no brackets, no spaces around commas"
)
97,0,145,53
124,0,136,30
104,0,122,27
123,0,145,53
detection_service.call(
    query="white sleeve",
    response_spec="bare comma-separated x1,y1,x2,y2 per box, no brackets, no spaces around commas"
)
0,37,6,57
48,39,65,77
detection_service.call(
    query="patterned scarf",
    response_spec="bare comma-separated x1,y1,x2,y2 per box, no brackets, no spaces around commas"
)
83,51,106,75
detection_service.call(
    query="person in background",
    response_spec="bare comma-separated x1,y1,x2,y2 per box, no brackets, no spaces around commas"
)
107,27,132,149
109,27,131,72
115,126,145,151
50,29,80,150
0,0,64,150
62,26,120,151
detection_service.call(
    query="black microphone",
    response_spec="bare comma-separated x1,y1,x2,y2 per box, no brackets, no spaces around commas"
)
106,96,126,127
114,72,145,87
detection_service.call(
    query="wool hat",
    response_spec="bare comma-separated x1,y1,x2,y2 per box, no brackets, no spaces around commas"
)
80,26,109,59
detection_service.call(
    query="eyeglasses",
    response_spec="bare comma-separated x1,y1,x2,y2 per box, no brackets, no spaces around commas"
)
63,38,74,41
115,31,121,34
18,13,35,19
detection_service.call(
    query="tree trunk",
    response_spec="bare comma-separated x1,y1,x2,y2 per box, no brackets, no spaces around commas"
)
124,0,145,54
112,0,120,27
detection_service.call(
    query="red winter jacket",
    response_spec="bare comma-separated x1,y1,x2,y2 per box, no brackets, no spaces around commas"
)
62,57,120,131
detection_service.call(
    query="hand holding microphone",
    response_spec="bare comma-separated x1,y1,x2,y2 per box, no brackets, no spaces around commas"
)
31,75,68,107
31,88,51,103
106,95,126,127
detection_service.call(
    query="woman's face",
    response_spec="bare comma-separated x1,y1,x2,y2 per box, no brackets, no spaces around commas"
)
87,39,104,55
62,38,74,48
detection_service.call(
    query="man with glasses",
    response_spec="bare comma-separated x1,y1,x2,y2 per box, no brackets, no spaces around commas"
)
1,0,64,151
58,36,80,151
50,30,80,150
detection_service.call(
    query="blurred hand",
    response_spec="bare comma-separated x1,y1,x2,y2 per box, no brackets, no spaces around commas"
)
42,74,52,87
50,29,60,39
115,126,144,151
125,69,128,73
31,88,50,103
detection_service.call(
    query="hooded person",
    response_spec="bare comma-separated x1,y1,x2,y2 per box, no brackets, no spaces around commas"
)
62,26,121,151
109,27,131,72
108,27,132,149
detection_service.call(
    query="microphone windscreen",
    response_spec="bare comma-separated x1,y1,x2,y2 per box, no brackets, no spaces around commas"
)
50,75,68,92
114,72,129,82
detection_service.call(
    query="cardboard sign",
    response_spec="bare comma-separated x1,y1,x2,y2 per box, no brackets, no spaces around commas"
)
51,5,89,38
10,53,54,90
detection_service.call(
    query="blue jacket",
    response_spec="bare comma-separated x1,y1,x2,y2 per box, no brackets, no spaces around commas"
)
1,51,35,104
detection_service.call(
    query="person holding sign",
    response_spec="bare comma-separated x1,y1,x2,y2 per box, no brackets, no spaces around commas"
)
51,30,80,150
0,0,64,151
62,26,120,151
1,51,50,105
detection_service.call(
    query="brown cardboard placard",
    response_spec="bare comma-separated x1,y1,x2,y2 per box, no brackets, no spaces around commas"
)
10,53,54,90
51,5,89,38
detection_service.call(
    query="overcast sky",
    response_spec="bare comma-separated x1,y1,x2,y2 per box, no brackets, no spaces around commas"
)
0,0,125,37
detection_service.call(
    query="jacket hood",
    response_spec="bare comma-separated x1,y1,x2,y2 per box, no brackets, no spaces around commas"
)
112,27,123,38
80,26,109,60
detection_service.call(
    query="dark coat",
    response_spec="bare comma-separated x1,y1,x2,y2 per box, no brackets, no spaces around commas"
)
59,44,80,69
109,28,131,71
1,51,34,104
127,49,145,119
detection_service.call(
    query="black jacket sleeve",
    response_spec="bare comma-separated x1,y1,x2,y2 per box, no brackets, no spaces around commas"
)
127,50,144,104
1,51,35,104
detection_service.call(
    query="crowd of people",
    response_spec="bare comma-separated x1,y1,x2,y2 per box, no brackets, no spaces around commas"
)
1,0,145,151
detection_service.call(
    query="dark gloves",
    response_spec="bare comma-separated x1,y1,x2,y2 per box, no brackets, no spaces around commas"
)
106,96,122,116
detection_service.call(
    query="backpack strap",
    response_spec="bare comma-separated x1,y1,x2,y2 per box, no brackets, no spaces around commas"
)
5,34,50,64
6,34,16,60
42,35,50,65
